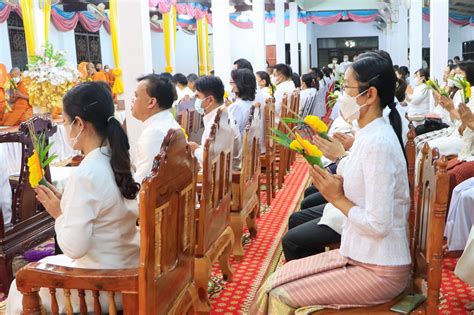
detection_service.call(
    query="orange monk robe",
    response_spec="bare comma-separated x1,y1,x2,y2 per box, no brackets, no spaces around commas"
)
106,72,115,89
0,87,6,122
1,81,32,126
92,71,108,82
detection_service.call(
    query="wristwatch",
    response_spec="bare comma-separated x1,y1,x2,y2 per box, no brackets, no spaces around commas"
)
335,153,348,167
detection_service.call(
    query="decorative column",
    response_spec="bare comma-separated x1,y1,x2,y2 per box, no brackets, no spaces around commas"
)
299,22,309,73
196,17,206,75
397,4,409,66
429,0,449,110
211,0,231,88
20,0,48,57
163,4,175,73
117,0,153,155
252,0,266,72
205,17,211,74
275,0,286,64
289,2,299,73
409,0,422,75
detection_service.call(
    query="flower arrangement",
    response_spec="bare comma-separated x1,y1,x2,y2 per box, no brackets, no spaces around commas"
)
327,90,340,109
425,78,450,98
453,76,471,103
22,43,80,114
27,121,58,188
3,77,17,112
271,115,328,168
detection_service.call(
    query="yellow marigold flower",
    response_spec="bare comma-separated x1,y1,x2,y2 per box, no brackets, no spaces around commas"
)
466,82,471,99
304,115,329,133
27,150,43,188
224,90,229,99
295,133,323,158
289,140,303,151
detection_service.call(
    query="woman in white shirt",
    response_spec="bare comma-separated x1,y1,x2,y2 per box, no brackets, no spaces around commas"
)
228,68,256,135
299,73,318,117
7,82,140,313
256,71,275,100
0,147,12,224
251,51,411,314
406,68,430,117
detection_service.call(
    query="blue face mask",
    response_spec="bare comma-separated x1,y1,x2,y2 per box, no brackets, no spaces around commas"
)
194,96,209,115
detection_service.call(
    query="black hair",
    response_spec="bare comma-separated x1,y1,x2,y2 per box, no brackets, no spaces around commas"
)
256,71,275,95
195,75,225,104
447,59,453,65
398,66,409,77
274,63,292,79
454,56,461,61
322,66,333,78
395,78,407,103
172,73,188,86
458,60,474,85
233,58,254,72
301,73,318,89
415,68,429,82
159,72,173,80
351,50,405,157
291,73,301,88
393,65,400,71
137,74,177,110
311,67,326,86
62,82,140,199
231,69,256,101
187,73,198,83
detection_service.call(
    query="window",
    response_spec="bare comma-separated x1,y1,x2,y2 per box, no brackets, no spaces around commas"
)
462,41,474,61
316,37,379,68
74,23,102,65
7,11,28,70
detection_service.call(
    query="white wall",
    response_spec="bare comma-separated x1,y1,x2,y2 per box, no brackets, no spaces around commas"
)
0,22,12,69
48,22,77,65
99,26,114,68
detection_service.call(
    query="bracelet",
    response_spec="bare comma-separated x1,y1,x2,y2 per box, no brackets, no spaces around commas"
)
334,153,348,166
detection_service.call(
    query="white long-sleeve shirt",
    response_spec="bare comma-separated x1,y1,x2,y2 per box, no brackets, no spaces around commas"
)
228,98,253,136
194,105,242,171
133,110,181,183
0,149,12,224
339,117,411,266
55,147,140,269
274,79,295,123
407,83,430,116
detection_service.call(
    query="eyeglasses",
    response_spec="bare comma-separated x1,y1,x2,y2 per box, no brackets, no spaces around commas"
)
229,81,235,84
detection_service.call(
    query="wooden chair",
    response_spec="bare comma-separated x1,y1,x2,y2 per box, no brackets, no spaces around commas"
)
276,93,290,189
0,116,57,294
16,128,199,314
195,108,234,313
260,98,277,206
230,105,261,259
288,89,301,168
315,143,449,314
179,108,204,143
406,122,417,242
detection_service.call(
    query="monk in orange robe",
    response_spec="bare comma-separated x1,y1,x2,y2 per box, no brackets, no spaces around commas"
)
0,86,6,123
1,68,32,126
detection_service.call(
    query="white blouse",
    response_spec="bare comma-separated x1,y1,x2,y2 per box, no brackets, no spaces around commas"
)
56,147,140,269
228,98,253,136
339,117,411,266
407,83,430,116
0,150,12,224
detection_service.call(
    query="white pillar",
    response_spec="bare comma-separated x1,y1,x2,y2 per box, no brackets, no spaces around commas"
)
429,0,449,110
299,22,309,73
397,5,409,66
211,0,231,89
409,0,423,75
275,0,286,64
252,0,266,72
289,2,299,73
117,0,153,155
32,0,46,53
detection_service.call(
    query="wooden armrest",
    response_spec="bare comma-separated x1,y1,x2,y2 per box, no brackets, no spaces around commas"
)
232,171,241,183
16,262,139,293
197,172,203,184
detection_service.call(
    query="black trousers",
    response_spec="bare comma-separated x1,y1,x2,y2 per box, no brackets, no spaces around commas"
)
282,204,341,261
415,122,449,136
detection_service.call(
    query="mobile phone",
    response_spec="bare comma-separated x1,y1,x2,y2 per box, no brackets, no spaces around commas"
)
390,294,426,314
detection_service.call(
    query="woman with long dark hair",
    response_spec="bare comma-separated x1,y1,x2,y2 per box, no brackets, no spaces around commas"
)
7,82,140,313
229,68,257,135
256,70,275,99
300,73,319,116
251,51,411,314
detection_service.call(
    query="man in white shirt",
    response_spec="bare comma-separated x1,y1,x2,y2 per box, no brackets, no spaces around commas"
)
173,73,195,103
273,64,296,123
132,74,181,183
188,76,242,171
338,55,352,77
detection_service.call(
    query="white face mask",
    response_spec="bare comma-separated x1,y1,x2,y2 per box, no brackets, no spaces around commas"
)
343,57,349,62
105,69,110,73
64,119,82,150
447,78,454,87
338,89,369,123
13,77,20,84
194,96,209,115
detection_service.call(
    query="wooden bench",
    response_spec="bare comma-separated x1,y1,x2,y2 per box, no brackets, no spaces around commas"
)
195,108,234,313
16,128,198,314
260,98,277,206
0,116,57,294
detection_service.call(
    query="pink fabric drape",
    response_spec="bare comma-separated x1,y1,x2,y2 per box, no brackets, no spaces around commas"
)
150,22,163,32
51,9,79,31
230,19,253,29
347,12,378,23
78,12,103,32
309,13,343,26
0,4,12,23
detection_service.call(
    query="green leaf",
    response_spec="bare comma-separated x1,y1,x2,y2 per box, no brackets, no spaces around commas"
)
271,136,291,148
319,132,329,140
40,142,54,162
282,117,304,124
304,155,324,168
42,154,58,168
